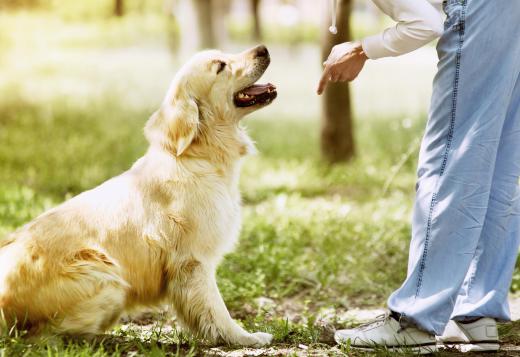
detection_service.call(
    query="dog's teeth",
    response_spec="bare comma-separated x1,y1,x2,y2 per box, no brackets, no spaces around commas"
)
238,93,254,99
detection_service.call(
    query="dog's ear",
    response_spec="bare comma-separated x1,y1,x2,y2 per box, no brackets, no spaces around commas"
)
146,92,199,157
165,95,199,157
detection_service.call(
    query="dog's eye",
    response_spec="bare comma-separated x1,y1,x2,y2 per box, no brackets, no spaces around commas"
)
216,61,227,74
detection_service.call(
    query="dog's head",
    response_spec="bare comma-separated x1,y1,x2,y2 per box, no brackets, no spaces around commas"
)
145,45,277,158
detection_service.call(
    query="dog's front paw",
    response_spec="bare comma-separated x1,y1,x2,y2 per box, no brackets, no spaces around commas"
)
247,332,273,347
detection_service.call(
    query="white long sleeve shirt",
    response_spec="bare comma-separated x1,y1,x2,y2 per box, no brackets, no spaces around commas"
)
360,0,444,59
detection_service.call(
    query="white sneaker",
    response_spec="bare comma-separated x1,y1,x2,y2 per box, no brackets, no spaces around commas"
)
437,318,500,352
334,313,438,354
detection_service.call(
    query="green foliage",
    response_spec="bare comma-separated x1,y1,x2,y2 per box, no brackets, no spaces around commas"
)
0,93,147,198
0,326,200,356
498,320,520,345
512,259,520,293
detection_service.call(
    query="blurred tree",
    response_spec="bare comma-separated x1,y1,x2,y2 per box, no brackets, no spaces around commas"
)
193,0,217,48
213,0,231,47
321,0,355,163
0,0,41,9
251,0,262,41
163,0,181,55
114,0,124,16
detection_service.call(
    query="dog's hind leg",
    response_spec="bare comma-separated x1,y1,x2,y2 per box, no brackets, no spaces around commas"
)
168,259,272,347
53,281,126,336
50,249,128,336
1,247,128,336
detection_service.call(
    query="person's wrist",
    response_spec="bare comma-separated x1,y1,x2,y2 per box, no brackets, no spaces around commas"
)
353,42,368,61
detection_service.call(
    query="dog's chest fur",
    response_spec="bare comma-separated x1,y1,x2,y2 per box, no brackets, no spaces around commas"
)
139,153,244,260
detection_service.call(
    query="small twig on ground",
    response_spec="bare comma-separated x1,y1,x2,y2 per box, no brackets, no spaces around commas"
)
382,137,421,196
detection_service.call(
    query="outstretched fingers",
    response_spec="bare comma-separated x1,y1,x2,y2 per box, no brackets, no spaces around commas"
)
317,65,333,95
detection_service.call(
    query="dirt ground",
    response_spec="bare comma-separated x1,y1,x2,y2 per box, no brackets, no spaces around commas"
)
119,297,520,356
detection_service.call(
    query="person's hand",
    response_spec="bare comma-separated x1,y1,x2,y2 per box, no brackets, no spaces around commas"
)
317,41,368,95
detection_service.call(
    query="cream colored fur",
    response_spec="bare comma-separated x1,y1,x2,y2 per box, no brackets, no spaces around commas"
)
0,46,274,346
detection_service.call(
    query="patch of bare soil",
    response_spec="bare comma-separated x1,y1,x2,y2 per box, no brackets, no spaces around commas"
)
119,296,520,356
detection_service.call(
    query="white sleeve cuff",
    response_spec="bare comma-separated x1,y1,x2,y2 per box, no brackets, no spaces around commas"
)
361,33,393,60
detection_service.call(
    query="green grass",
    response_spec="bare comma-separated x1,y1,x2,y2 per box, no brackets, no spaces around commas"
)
0,10,519,357
2,82,517,357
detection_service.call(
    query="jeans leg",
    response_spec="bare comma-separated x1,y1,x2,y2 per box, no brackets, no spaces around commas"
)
452,73,520,322
387,0,520,335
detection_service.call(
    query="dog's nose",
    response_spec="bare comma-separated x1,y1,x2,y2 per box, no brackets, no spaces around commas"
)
254,45,269,59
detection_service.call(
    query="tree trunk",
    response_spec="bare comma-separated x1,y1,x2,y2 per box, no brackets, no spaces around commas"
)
114,0,124,17
163,0,180,57
213,0,231,48
251,0,262,41
321,0,355,163
193,0,217,49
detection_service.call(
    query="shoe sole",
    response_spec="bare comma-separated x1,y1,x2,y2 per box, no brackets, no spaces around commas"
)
347,344,438,355
440,342,500,353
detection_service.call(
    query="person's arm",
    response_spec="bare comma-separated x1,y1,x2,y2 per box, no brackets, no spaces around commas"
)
317,0,443,94
363,0,444,59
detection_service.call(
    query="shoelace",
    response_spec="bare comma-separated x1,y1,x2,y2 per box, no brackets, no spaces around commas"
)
357,313,389,331
329,0,338,34
356,313,407,334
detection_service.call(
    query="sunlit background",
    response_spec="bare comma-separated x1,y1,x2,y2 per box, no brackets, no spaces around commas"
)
1,0,518,353
0,0,436,118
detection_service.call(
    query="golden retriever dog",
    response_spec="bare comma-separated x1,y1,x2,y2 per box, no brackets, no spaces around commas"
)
0,45,277,346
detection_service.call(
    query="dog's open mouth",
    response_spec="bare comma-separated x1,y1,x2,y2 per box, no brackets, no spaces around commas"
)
234,83,277,107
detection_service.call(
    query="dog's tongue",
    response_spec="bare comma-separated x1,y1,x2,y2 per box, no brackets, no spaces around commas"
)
241,83,276,96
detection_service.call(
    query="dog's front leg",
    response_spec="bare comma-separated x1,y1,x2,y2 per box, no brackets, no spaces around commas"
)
169,260,272,347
